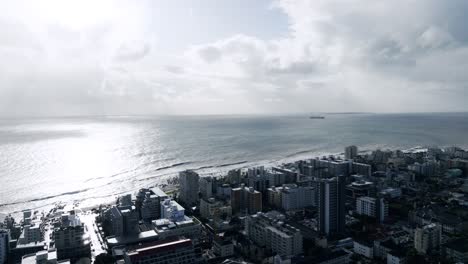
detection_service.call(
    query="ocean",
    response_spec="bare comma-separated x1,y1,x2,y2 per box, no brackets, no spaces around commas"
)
1,112,468,215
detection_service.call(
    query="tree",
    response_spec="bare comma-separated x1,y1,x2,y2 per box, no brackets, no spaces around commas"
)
94,253,115,264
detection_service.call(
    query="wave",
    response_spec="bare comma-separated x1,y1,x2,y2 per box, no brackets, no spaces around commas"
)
154,161,194,171
0,188,91,208
85,158,176,182
194,160,248,170
285,149,318,158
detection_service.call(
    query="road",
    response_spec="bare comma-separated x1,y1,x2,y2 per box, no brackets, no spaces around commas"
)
80,212,107,260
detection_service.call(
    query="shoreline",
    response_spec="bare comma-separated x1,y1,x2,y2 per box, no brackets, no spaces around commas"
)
0,145,435,218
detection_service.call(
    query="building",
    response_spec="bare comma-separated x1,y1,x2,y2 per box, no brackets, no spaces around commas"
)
3,215,21,240
0,229,9,264
345,146,358,160
199,198,232,220
53,213,91,263
152,203,202,241
139,187,168,222
408,161,437,177
21,249,70,264
355,196,388,223
8,243,45,264
245,212,303,257
387,251,406,264
267,184,315,211
123,238,198,264
317,176,346,235
212,237,234,258
152,218,202,242
379,188,402,198
346,180,376,209
108,206,124,236
106,230,159,249
230,186,262,215
443,238,468,263
353,240,373,259
199,177,216,199
414,223,441,254
118,194,133,207
305,158,351,178
179,170,200,206
295,249,350,264
247,168,287,193
106,205,139,237
18,223,42,245
160,199,185,222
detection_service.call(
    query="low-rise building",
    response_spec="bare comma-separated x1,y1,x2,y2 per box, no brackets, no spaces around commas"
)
356,196,388,223
199,198,232,220
443,238,468,263
245,212,302,257
123,238,198,264
387,250,406,264
212,238,234,258
160,199,185,222
152,217,202,242
21,249,70,264
353,240,373,259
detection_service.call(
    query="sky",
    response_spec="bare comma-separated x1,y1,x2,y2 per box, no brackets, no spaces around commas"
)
1,0,468,116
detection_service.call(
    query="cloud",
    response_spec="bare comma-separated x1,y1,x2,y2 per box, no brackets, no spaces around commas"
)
181,0,468,113
113,42,151,62
1,0,468,116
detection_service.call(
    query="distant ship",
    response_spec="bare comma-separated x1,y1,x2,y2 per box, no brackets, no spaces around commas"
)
309,116,325,119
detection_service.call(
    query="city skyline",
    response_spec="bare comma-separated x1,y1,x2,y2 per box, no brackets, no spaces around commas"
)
1,0,468,116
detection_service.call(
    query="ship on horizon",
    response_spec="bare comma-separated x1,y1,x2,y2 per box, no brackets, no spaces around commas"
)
309,115,325,119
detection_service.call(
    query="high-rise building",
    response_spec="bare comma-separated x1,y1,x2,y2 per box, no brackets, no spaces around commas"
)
179,170,200,206
317,176,346,235
105,205,139,237
0,229,9,264
355,196,388,223
199,176,216,199
345,146,358,160
231,186,262,215
136,187,168,221
18,219,43,246
54,213,91,263
414,223,441,254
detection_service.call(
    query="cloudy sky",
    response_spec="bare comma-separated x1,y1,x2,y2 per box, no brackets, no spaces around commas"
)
1,0,468,116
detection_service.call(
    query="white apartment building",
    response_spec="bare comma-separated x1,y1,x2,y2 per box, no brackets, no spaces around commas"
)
356,196,388,222
245,212,303,257
160,199,185,222
353,240,373,259
414,223,441,254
